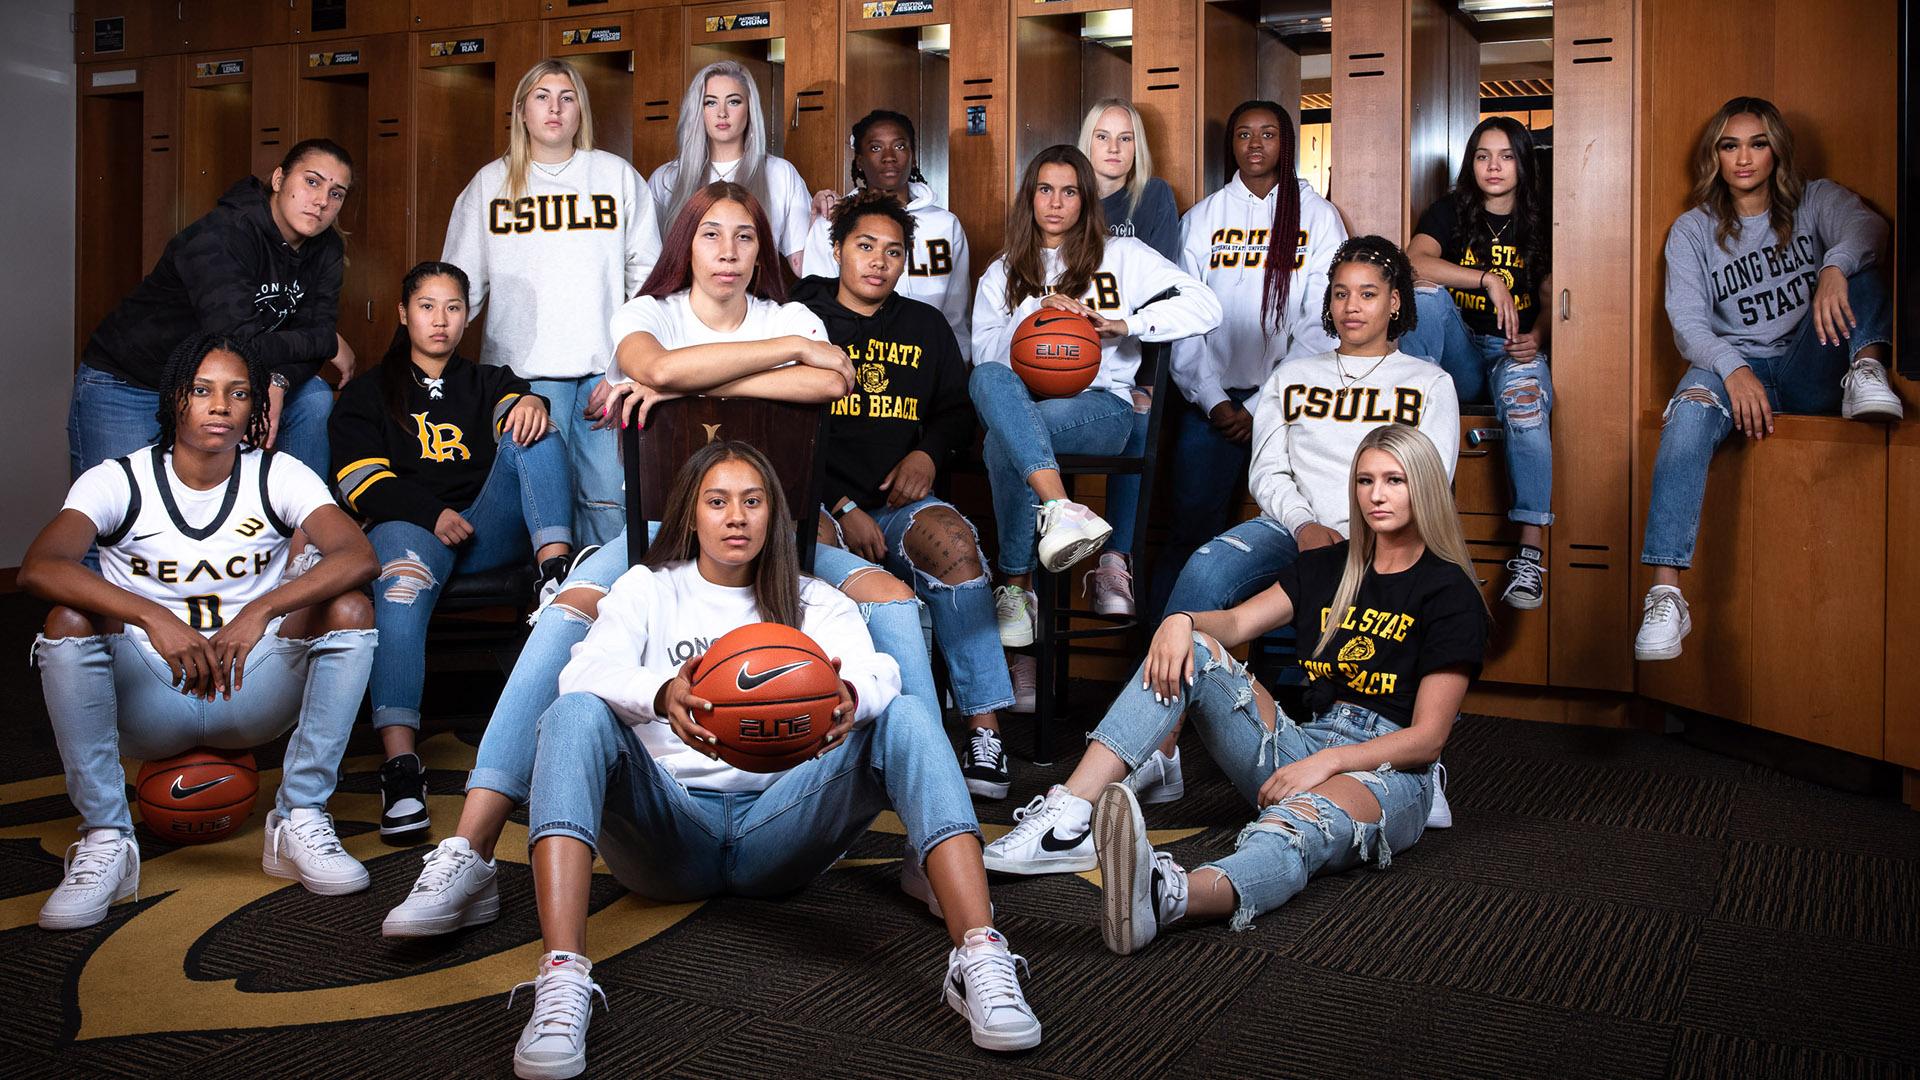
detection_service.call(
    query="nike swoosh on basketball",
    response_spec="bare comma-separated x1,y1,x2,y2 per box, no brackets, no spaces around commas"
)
170,774,232,799
736,659,812,692
1038,826,1090,852
1032,316,1081,328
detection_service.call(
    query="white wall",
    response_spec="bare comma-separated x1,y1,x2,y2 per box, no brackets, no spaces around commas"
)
0,1,76,567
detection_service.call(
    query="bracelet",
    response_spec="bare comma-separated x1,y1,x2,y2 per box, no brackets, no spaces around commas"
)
1175,611,1197,630
831,500,857,520
1478,270,1489,291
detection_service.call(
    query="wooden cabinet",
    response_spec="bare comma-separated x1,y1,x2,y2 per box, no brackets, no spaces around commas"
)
288,0,410,42
409,22,540,262
412,0,540,30
1462,514,1550,686
76,58,181,363
177,46,294,221
946,0,1010,262
75,0,155,62
1887,425,1920,771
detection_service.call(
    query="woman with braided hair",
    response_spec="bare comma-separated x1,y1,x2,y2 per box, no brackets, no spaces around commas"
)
22,332,380,930
802,109,973,359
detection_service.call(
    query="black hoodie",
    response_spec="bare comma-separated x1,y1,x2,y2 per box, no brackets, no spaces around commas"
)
84,177,344,389
791,275,976,511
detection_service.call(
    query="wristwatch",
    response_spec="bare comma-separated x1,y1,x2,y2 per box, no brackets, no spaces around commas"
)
269,371,290,390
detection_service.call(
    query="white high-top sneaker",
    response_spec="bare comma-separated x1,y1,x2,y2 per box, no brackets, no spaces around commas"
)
943,927,1043,1051
1036,499,1112,573
1093,783,1189,956
982,785,1094,874
511,952,607,1080
38,829,139,930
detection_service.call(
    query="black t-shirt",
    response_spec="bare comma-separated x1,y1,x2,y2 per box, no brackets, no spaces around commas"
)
1414,198,1546,336
1274,543,1487,726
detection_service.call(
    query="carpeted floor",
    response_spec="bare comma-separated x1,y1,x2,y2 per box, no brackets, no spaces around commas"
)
2,590,1917,1079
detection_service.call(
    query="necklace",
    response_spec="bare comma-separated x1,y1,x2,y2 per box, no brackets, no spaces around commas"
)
1335,351,1389,389
531,156,574,177
1485,214,1512,247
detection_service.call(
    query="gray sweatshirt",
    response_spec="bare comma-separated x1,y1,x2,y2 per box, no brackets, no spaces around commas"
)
1663,178,1886,380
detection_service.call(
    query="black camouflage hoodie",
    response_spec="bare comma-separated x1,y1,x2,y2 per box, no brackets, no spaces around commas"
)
84,176,344,388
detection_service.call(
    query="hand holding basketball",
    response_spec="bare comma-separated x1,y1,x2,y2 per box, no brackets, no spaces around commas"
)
1009,307,1102,398
656,659,719,759
818,657,858,754
688,624,842,771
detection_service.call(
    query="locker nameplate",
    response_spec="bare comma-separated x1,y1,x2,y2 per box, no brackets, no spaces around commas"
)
194,59,246,79
92,17,126,54
862,0,934,16
704,12,771,32
308,50,362,68
561,26,623,45
429,38,487,57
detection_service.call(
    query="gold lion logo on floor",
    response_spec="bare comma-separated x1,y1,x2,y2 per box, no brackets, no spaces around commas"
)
1338,637,1376,664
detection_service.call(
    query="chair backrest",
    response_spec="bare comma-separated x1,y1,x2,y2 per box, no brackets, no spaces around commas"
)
618,396,828,569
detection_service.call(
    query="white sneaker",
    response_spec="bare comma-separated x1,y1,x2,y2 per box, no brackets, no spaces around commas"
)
382,836,502,937
262,809,369,895
995,585,1037,648
1427,762,1453,829
1122,748,1185,805
982,786,1094,874
1093,783,1187,956
899,843,994,921
1007,655,1037,714
38,829,139,930
1084,552,1134,617
511,952,607,1080
1634,585,1692,661
1840,358,1904,421
1036,499,1112,573
943,927,1042,1051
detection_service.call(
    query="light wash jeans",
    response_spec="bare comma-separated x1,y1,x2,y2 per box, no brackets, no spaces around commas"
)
1642,269,1893,568
1399,287,1554,526
1162,514,1303,617
464,527,939,803
969,362,1134,575
367,433,574,730
32,625,375,836
526,690,979,898
814,496,1013,717
528,375,625,549
1090,638,1432,929
1149,386,1258,618
67,363,333,482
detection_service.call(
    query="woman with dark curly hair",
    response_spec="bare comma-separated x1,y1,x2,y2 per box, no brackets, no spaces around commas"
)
1403,116,1554,609
1086,236,1462,825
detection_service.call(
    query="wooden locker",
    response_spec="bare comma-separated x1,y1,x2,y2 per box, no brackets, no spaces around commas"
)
410,22,541,263
166,0,287,52
74,0,154,62
947,0,1010,263
1328,0,1405,240
632,7,687,174
75,58,180,363
1547,0,1635,691
179,47,293,223
544,10,640,164
289,0,411,43
1131,0,1197,207
412,0,540,31
839,0,956,208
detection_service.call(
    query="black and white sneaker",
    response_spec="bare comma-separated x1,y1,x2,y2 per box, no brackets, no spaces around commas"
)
1094,782,1187,955
982,786,1094,874
529,544,601,627
378,753,431,838
944,927,1042,1051
1501,545,1545,610
962,727,1011,799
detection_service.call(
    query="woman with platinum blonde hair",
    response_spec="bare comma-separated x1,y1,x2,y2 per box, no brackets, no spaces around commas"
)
1077,98,1179,261
650,60,814,275
982,422,1487,956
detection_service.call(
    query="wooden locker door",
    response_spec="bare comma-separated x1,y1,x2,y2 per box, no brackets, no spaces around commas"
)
1548,0,1635,691
361,34,412,380
174,0,286,52
290,0,411,43
947,0,1010,266
411,0,537,30
251,46,296,187
1131,0,1198,207
632,6,687,174
1329,0,1406,240
143,58,182,270
782,0,842,194
75,1,154,62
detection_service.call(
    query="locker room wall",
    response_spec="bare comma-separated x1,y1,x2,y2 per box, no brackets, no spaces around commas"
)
0,0,79,567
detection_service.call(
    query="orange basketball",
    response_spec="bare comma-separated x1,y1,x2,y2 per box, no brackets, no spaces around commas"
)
1009,309,1102,398
689,623,842,773
135,748,259,844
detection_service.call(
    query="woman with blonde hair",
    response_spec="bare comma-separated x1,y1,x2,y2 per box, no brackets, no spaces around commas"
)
1078,98,1179,262
1636,95,1898,661
985,423,1485,954
441,58,661,555
651,60,814,276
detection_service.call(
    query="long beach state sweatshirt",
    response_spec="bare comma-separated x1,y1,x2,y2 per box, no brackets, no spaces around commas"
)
1248,350,1459,537
1664,178,1886,381
441,150,661,381
971,237,1222,398
1172,175,1348,412
801,182,974,362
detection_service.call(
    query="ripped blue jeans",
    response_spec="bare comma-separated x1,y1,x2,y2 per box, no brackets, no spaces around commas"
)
813,496,1012,716
1400,286,1554,526
1089,637,1433,929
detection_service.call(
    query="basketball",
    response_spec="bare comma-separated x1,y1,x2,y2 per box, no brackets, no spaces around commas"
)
135,748,259,844
689,624,843,772
1008,309,1102,398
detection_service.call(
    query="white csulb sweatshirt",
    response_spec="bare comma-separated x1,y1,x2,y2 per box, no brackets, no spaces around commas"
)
801,182,974,361
1172,176,1348,413
441,150,662,381
556,560,901,793
971,237,1222,399
1248,350,1460,537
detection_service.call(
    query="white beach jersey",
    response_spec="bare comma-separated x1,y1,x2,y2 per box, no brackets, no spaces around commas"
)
64,446,335,639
